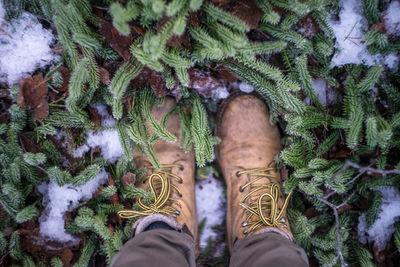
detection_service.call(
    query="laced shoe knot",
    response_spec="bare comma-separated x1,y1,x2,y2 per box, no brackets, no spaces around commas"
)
118,164,183,219
236,166,292,235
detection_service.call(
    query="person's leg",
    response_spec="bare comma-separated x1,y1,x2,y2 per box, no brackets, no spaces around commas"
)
230,232,308,267
112,97,198,266
216,91,309,266
111,228,196,267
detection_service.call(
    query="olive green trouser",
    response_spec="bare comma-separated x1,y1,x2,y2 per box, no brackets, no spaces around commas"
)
111,229,309,267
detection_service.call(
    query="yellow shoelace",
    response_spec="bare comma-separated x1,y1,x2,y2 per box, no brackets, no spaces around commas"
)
118,164,183,219
237,167,292,234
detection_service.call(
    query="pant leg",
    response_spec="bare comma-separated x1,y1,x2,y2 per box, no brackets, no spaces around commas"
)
230,232,309,267
111,229,196,267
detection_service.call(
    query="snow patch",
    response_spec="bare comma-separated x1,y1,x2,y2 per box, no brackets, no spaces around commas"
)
0,2,4,20
358,186,400,251
0,4,59,85
74,104,123,163
383,54,399,70
38,170,108,243
304,78,337,107
195,174,226,248
238,82,255,93
384,0,400,36
329,0,379,67
212,87,229,100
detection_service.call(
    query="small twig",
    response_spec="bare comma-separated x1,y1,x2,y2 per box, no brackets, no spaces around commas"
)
0,28,12,38
344,22,358,41
337,190,356,209
316,197,346,266
93,5,109,11
36,165,49,175
16,10,53,24
301,160,400,265
0,251,9,265
299,189,348,267
324,159,399,200
344,160,400,176
348,38,360,47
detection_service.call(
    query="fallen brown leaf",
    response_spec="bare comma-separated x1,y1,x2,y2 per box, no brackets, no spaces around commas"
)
88,105,102,127
99,67,111,85
103,60,123,78
121,172,136,186
108,175,122,225
60,248,74,266
189,10,203,28
229,0,263,29
371,22,386,33
188,68,227,98
215,65,238,83
99,19,132,61
157,15,191,48
132,25,146,36
149,70,168,97
57,66,71,92
131,66,152,89
297,14,321,38
337,203,352,214
17,73,49,121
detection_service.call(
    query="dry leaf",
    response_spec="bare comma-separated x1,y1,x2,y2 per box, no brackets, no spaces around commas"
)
99,19,132,61
229,0,263,29
56,66,71,92
149,70,168,97
131,66,152,88
99,67,111,85
121,172,136,186
88,105,102,127
188,68,227,98
17,73,49,120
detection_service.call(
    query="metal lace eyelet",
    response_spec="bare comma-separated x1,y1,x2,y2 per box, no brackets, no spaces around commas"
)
142,179,147,184
243,229,248,234
175,210,180,215
179,179,183,184
239,186,244,192
281,217,286,223
179,165,184,171
242,221,248,227
236,171,240,177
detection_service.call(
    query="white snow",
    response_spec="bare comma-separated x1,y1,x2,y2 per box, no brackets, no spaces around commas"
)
358,186,400,251
303,78,337,107
73,104,124,163
238,82,254,93
212,87,229,100
195,174,226,248
312,79,327,107
329,0,380,67
38,170,108,243
383,53,399,70
0,3,59,85
0,2,4,20
384,0,400,36
328,0,399,70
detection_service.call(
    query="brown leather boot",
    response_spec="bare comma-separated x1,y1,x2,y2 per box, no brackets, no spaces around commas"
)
118,97,198,245
216,91,293,251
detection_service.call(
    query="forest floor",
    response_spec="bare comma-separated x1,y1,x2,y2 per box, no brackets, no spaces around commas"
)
1,0,400,266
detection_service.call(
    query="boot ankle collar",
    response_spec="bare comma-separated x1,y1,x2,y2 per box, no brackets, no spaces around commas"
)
256,226,294,242
133,213,182,236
